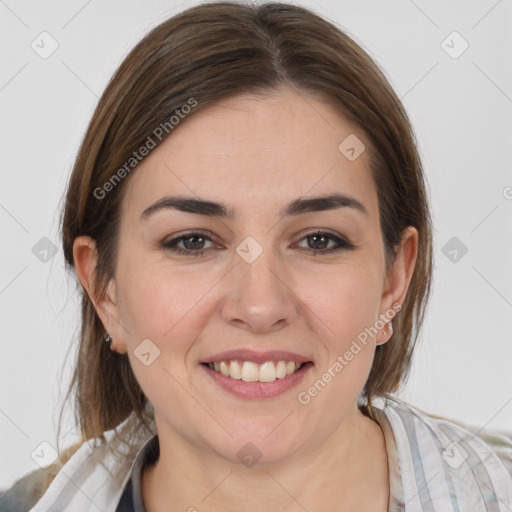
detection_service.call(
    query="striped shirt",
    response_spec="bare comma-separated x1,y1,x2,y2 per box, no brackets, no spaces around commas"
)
2,397,509,511
375,398,512,510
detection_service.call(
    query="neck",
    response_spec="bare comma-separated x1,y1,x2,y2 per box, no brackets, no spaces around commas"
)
141,407,389,512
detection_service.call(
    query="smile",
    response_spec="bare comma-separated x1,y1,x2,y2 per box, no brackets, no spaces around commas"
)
206,360,304,382
200,360,313,399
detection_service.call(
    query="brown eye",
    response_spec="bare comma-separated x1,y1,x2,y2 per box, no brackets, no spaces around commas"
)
295,231,355,255
181,235,207,250
161,231,217,256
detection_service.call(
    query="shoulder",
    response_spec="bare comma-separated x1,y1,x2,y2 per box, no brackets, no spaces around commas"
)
377,397,512,510
0,441,82,512
387,398,512,473
1,414,155,512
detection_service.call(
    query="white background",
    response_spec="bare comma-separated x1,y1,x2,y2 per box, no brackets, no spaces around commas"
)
1,0,511,490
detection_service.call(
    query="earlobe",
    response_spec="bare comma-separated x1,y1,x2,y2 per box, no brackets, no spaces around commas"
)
104,332,127,355
376,319,394,346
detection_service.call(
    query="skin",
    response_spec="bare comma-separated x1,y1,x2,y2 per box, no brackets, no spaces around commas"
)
74,87,417,511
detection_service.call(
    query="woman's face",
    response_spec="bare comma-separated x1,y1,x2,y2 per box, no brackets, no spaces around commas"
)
88,87,416,464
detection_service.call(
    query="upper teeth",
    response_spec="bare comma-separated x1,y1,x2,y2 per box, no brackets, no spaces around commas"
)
208,360,302,382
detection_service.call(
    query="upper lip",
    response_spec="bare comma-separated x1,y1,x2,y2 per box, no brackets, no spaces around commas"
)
200,349,311,365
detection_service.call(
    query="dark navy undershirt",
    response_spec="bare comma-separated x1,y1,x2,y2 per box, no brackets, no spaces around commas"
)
115,435,159,512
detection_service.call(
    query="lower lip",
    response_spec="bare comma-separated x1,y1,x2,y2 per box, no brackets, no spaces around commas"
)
200,362,313,399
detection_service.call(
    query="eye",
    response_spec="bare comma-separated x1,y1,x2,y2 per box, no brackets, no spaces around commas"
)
160,229,355,257
160,231,218,256
294,230,355,255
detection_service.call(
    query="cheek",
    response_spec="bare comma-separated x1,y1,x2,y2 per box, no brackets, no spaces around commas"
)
298,272,379,422
116,257,213,342
115,264,209,407
302,259,383,340
296,259,381,396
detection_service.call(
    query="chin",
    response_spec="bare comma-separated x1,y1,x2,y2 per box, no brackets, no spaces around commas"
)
205,419,305,467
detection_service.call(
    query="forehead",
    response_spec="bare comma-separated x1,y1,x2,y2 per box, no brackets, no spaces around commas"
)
121,88,379,223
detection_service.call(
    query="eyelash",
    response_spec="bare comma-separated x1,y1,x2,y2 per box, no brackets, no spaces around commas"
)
160,230,355,257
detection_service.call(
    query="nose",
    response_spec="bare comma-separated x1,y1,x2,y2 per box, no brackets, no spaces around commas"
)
220,246,298,334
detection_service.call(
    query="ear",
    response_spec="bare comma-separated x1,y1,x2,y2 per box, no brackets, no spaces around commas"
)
375,226,418,346
72,235,127,354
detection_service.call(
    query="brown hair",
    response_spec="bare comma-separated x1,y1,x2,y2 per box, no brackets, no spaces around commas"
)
58,0,433,457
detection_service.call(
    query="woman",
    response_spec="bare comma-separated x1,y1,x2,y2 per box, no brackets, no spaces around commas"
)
3,2,510,511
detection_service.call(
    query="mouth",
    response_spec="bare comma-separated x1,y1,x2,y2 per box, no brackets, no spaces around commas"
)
199,350,314,399
202,359,307,382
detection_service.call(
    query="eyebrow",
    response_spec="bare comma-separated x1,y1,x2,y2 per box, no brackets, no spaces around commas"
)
140,192,369,221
